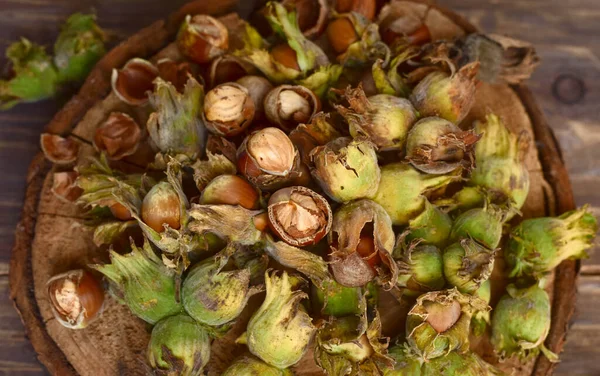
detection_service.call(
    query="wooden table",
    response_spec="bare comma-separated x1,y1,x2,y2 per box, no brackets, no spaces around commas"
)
1,0,598,374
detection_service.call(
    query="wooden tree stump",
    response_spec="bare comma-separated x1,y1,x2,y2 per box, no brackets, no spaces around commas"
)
9,1,578,375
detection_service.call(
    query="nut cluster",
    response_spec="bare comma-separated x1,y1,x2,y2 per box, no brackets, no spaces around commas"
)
40,2,595,376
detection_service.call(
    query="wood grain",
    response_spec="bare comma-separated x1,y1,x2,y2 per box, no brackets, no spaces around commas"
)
1,0,599,375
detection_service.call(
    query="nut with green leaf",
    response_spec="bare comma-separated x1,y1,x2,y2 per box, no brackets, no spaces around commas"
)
326,11,389,67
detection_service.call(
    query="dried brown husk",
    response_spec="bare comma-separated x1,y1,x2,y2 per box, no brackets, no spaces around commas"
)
40,133,79,165
207,55,255,88
205,135,237,164
282,0,329,38
188,204,265,246
405,116,481,174
455,33,540,84
192,152,237,191
288,112,342,165
263,236,331,288
51,171,82,202
329,199,398,289
156,58,198,93
111,58,158,106
377,1,431,46
93,112,142,161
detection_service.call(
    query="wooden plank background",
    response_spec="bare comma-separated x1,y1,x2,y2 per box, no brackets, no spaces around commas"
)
0,0,598,374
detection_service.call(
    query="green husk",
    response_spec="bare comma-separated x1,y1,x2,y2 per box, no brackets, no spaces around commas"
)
491,283,558,362
188,204,265,246
239,271,316,368
449,203,507,249
91,238,182,324
406,289,488,361
310,137,381,203
182,246,261,326
92,220,137,247
469,114,530,213
471,280,492,337
409,63,479,124
405,116,480,175
222,355,293,376
0,38,59,109
443,239,496,294
335,86,418,151
297,64,343,98
311,280,363,318
404,200,453,248
54,13,106,83
421,351,506,376
147,314,211,376
372,163,461,226
372,46,419,98
147,77,206,163
315,294,394,375
505,206,598,278
76,154,153,212
385,345,422,375
264,237,331,288
395,243,445,297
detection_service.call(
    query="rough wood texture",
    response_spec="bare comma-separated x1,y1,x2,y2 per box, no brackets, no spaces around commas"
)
2,0,599,375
